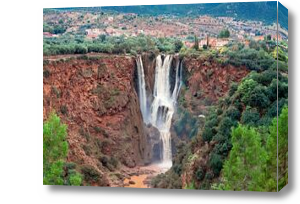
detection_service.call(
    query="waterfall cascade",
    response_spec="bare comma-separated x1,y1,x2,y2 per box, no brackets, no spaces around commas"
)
136,56,149,123
136,54,182,169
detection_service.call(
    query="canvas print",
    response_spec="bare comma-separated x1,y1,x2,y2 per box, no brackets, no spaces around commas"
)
43,1,288,191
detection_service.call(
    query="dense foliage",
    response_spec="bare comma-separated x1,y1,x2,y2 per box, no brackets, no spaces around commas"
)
43,34,183,56
43,112,82,186
173,106,199,140
179,38,288,73
192,68,287,189
213,107,288,191
43,23,67,34
218,29,230,38
222,39,287,72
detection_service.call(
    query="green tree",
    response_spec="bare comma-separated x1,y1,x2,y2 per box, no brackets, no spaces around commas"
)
225,106,241,121
218,107,288,191
228,82,238,97
195,167,205,181
249,40,260,50
218,116,237,138
99,34,106,42
241,107,260,126
174,40,183,53
222,125,267,191
266,106,288,191
69,173,83,186
202,116,218,142
43,112,68,185
53,25,66,34
43,23,54,33
209,153,223,176
74,44,88,54
238,78,270,109
193,35,199,50
43,112,82,186
272,47,288,63
218,29,230,38
247,85,270,109
238,78,258,102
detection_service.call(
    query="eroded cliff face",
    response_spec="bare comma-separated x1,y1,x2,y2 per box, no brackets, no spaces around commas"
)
183,57,249,115
152,57,250,189
43,54,150,186
43,53,250,188
169,57,249,146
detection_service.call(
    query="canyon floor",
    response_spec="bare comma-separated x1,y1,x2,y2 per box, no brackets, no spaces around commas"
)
123,164,167,188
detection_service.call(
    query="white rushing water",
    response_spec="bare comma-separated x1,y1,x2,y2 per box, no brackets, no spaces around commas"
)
136,54,182,169
136,55,149,123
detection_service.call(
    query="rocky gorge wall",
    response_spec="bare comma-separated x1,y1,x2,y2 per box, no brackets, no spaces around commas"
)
43,54,152,186
182,57,250,116
152,56,250,189
169,56,249,154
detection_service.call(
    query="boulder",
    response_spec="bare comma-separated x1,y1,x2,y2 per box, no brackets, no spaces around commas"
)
129,180,135,185
143,124,161,163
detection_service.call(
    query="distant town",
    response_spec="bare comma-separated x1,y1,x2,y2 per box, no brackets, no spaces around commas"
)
43,9,288,49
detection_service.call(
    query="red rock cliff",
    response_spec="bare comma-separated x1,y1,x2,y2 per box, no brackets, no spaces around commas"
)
43,54,149,186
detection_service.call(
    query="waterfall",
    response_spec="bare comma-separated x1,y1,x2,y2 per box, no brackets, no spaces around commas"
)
136,54,182,169
136,55,148,123
172,58,183,101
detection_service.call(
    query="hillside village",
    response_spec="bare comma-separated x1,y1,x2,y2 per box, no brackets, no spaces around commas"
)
43,9,288,50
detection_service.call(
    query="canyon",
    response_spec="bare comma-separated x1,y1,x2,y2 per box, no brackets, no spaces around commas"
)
43,53,249,187
42,2,288,192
